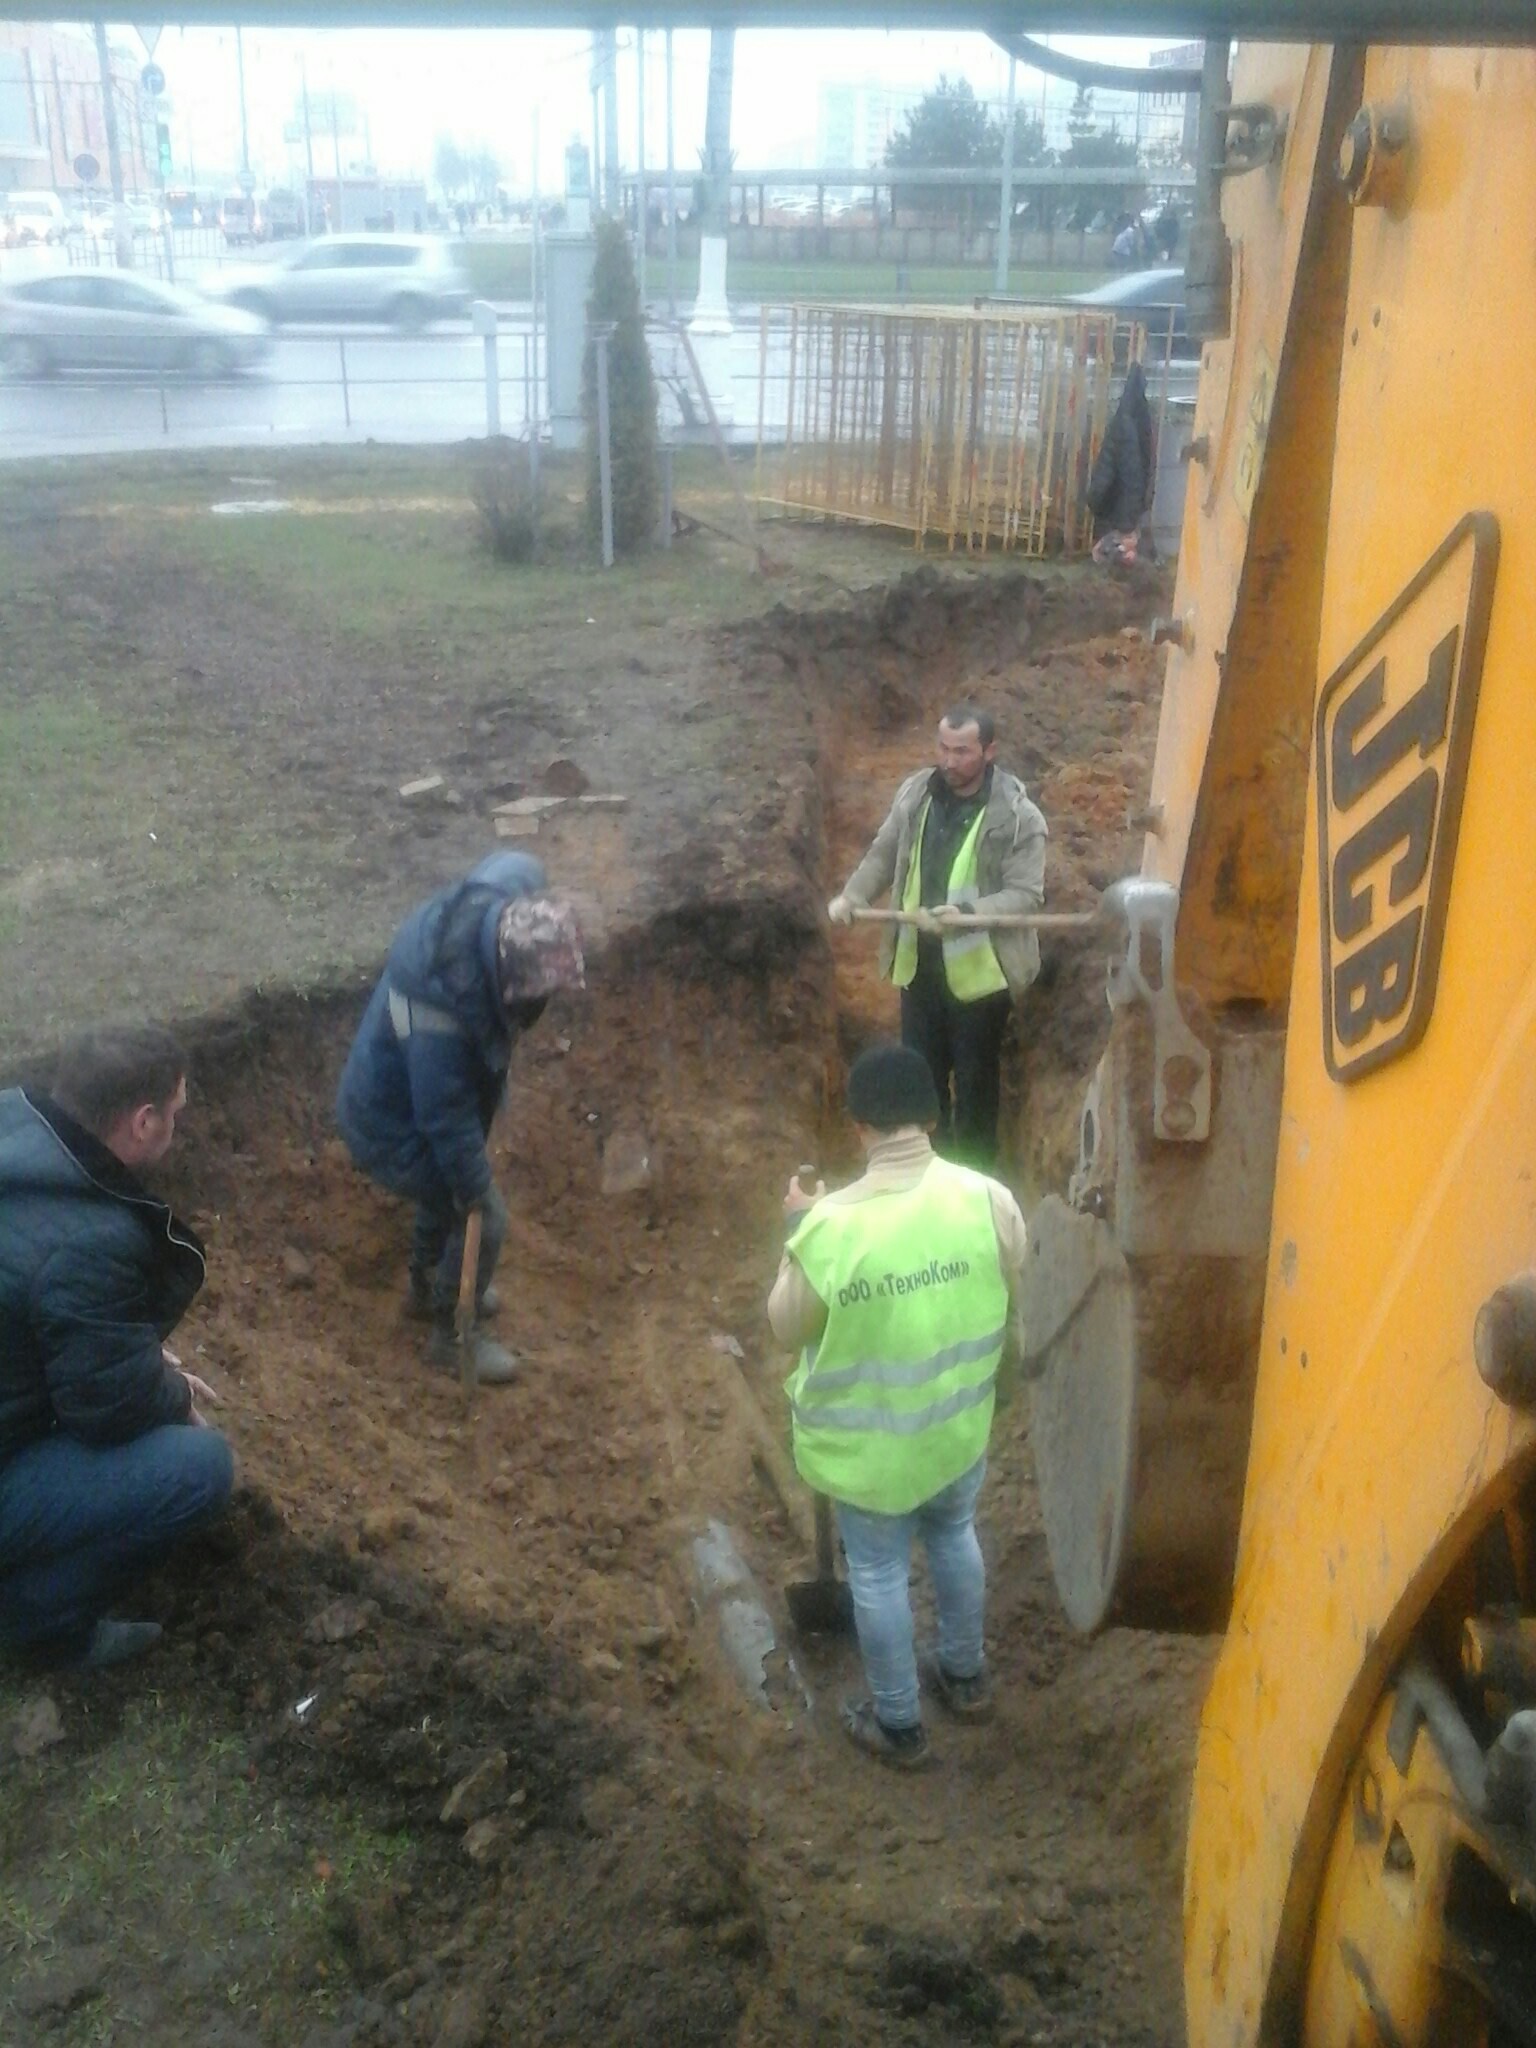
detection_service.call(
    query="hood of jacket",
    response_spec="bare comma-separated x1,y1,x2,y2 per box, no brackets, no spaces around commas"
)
386,855,547,1060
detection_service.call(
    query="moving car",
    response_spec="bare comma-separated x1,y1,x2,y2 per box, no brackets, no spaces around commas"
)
0,272,273,378
2,190,68,247
204,233,469,331
1066,266,1193,359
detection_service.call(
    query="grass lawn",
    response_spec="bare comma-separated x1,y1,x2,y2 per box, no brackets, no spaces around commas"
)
457,237,1108,307
0,1691,412,2045
0,442,927,1071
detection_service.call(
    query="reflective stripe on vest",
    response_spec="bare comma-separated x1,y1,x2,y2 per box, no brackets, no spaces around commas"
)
387,988,463,1041
891,801,1009,1000
785,1156,1008,1514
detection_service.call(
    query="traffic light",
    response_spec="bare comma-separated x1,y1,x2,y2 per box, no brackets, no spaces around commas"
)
156,122,172,179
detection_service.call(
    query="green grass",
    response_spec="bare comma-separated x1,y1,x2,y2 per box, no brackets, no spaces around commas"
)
456,236,1107,307
0,440,898,1069
690,259,1111,305
0,1694,413,2044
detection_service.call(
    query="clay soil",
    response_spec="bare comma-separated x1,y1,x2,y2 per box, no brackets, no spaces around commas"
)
0,457,1213,2048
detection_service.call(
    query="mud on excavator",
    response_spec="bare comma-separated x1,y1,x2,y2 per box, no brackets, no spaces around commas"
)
1021,31,1536,2048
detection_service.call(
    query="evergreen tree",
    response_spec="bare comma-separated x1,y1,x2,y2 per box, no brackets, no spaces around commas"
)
1060,85,1143,230
886,76,998,221
582,219,658,557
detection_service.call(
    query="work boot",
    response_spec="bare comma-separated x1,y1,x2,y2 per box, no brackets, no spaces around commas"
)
408,1273,500,1322
840,1697,932,1771
426,1324,520,1386
78,1619,164,1670
921,1655,995,1722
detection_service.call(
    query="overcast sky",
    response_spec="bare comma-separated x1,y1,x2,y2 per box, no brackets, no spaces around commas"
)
109,23,1175,190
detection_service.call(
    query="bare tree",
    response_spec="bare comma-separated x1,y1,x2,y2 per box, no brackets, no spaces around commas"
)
434,136,468,200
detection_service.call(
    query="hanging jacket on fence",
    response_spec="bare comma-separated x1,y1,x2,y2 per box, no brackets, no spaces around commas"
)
1087,362,1155,535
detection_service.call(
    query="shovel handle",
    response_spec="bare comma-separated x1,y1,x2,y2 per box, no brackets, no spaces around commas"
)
457,1207,483,1396
813,1493,838,1579
850,906,1097,933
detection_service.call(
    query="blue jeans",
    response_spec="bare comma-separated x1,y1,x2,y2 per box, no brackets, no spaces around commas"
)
835,1457,988,1731
0,1426,235,1657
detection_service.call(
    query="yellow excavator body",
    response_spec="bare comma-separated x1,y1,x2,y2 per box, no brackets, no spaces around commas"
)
1184,43,1536,2046
1026,36,1536,2048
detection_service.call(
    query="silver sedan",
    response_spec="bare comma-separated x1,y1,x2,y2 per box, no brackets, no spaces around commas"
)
0,272,273,378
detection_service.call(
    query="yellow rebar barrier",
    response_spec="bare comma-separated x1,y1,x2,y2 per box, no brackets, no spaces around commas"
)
755,301,1136,556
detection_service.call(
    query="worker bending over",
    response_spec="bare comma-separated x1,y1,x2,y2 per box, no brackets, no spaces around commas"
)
0,1027,233,1669
827,704,1047,1171
336,853,584,1386
769,1043,1028,1768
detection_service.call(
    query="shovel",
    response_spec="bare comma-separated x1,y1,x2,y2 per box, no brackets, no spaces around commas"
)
781,1163,858,1639
786,1492,857,1637
456,1207,483,1397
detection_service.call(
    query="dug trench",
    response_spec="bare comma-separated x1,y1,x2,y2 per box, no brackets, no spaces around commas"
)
1,564,1214,2047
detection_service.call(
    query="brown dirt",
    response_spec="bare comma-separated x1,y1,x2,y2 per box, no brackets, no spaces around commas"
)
2,547,1214,2047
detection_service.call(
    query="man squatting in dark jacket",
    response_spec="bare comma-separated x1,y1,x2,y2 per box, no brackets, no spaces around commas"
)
336,853,585,1386
0,1027,234,1669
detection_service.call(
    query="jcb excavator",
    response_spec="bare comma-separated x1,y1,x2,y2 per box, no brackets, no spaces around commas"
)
1022,29,1536,2048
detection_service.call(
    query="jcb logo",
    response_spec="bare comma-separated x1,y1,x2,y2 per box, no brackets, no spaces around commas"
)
1316,514,1499,1083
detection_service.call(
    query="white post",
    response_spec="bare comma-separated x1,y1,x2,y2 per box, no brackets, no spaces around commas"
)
689,26,736,426
596,328,615,567
472,300,500,437
995,55,1017,296
635,29,647,311
530,105,542,490
665,26,677,318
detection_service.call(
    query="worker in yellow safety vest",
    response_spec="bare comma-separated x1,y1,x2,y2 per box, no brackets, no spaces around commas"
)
827,704,1047,1171
768,1043,1028,1769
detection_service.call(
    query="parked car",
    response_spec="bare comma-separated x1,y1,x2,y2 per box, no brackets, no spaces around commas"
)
0,272,272,378
1067,268,1195,360
204,234,469,331
265,188,305,239
125,197,168,238
221,193,266,246
64,199,109,240
2,190,68,247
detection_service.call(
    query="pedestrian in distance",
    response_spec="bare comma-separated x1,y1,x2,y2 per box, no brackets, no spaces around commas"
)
827,704,1047,1172
335,854,585,1386
0,1027,234,1669
768,1044,1029,1768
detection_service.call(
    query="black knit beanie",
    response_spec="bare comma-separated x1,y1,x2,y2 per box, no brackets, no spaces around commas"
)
845,1044,940,1132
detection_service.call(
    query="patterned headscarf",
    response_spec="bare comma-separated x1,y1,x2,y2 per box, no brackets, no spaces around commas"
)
495,896,586,1008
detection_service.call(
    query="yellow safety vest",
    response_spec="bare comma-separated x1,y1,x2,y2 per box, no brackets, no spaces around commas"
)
892,801,1009,1000
785,1157,1008,1514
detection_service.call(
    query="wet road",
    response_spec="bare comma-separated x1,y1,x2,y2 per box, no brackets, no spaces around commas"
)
0,318,777,459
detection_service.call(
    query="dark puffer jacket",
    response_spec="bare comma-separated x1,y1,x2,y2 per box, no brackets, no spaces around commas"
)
335,852,545,1208
1087,363,1155,534
0,1089,201,1467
